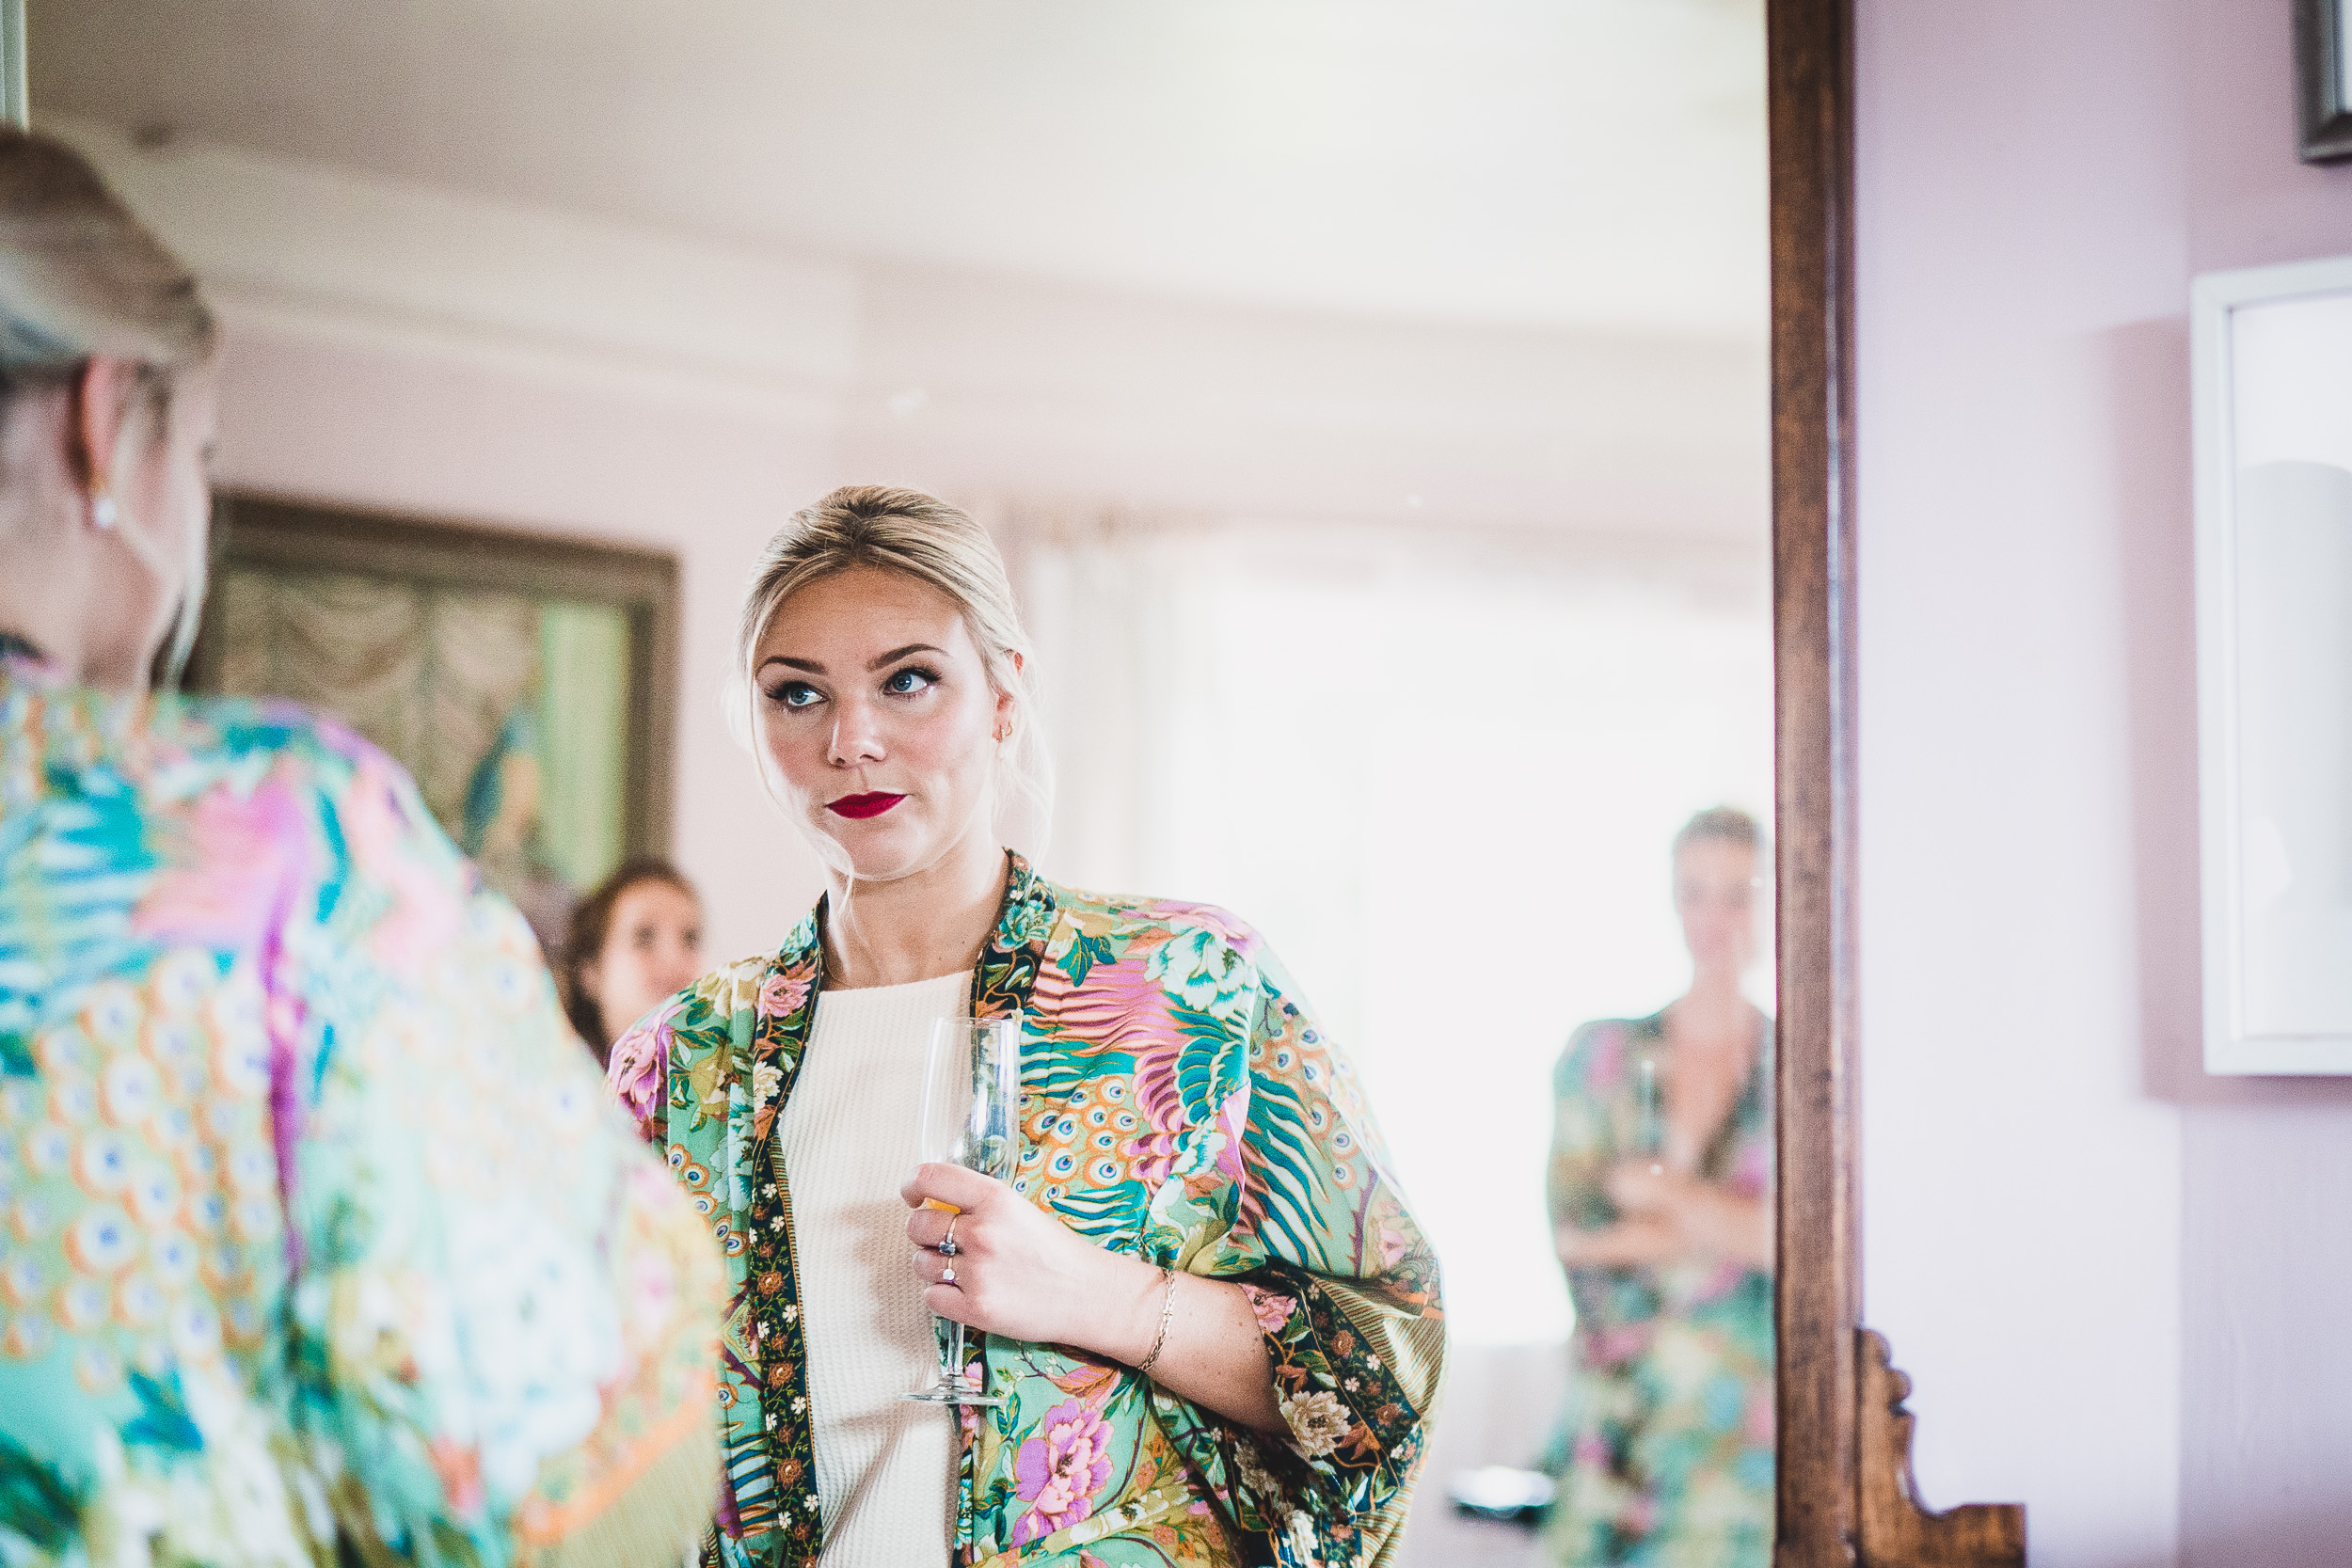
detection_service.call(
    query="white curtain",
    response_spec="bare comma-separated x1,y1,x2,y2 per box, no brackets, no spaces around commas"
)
996,506,1773,1346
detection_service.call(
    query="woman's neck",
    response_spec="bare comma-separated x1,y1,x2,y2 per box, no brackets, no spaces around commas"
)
1667,969,1754,1049
819,827,1009,990
0,532,140,692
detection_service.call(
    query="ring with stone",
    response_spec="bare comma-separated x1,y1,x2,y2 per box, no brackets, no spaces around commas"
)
939,1263,958,1287
941,1213,960,1253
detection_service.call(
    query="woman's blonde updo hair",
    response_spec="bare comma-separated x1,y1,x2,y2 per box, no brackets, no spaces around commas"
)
0,126,219,675
733,484,1053,851
0,128,216,389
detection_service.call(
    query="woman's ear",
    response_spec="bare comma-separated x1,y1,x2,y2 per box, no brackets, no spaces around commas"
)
994,651,1025,741
68,357,134,494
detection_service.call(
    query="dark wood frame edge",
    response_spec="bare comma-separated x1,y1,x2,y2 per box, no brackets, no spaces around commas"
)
189,490,683,861
2296,0,2352,164
1769,2,2026,1563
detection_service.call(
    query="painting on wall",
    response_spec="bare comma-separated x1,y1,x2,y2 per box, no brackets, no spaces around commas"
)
2193,256,2352,1072
2296,0,2352,163
188,495,679,960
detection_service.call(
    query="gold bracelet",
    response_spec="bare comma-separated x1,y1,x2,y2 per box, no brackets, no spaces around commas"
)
1135,1266,1178,1376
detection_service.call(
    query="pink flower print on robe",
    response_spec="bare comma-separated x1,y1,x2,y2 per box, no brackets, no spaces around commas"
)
1583,1022,1627,1091
608,998,682,1141
133,775,315,953
1011,1399,1117,1546
338,753,466,974
756,971,809,1021
1240,1285,1296,1336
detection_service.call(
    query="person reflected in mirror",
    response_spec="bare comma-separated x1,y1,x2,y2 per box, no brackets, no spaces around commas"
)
1544,806,1774,1566
604,485,1442,1567
0,127,723,1563
561,857,707,1068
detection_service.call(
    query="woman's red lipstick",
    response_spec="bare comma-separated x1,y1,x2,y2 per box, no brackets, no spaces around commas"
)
826,792,905,820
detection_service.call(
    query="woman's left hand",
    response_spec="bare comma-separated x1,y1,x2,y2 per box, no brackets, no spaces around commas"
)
901,1162,1140,1350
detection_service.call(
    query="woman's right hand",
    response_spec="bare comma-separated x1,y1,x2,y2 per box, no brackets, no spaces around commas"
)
1556,1163,1772,1271
1556,1213,1687,1269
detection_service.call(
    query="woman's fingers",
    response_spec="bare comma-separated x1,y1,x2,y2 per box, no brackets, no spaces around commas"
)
900,1161,1001,1212
904,1204,959,1252
907,1242,961,1286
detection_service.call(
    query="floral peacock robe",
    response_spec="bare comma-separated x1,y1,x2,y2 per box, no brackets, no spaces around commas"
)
1542,1010,1774,1567
0,654,723,1567
606,854,1444,1567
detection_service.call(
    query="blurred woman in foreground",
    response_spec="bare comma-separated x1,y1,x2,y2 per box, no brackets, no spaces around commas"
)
1545,807,1774,1566
563,857,707,1067
0,127,720,1564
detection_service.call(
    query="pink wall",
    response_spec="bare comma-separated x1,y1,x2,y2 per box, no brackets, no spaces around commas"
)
1857,1,2352,1561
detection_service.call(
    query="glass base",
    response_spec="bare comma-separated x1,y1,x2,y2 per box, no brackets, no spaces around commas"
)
902,1381,1007,1408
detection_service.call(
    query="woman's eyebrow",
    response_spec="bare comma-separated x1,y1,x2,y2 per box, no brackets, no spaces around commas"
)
758,655,823,673
868,643,946,670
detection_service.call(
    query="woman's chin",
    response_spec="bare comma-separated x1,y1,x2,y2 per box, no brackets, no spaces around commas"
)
807,818,933,882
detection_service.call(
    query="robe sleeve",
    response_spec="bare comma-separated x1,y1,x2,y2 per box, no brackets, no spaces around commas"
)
1155,931,1444,1568
282,739,723,1567
1547,1021,1621,1241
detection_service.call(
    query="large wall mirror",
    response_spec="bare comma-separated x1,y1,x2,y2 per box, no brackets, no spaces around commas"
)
27,0,2019,1561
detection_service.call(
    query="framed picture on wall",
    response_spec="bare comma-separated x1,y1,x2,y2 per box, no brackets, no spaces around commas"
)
2296,0,2352,162
186,493,680,959
2194,255,2352,1072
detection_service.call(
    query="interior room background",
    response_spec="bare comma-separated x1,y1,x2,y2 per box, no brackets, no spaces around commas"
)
36,1,2352,1563
1856,4,2352,1566
34,5,1771,1562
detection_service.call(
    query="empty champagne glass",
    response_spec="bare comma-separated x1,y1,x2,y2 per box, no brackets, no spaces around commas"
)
1635,1053,1665,1175
903,1014,1021,1406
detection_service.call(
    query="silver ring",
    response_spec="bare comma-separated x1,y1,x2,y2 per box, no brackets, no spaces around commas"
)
939,1264,958,1287
936,1237,961,1258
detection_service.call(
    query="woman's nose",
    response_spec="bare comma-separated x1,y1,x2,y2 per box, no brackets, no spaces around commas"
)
827,700,885,766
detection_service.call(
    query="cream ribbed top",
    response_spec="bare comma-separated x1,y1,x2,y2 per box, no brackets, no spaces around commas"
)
774,969,970,1566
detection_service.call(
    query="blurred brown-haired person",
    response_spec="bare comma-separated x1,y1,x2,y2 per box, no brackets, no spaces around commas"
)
562,857,706,1066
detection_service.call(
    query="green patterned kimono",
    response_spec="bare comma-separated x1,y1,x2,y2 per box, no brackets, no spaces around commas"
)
0,655,722,1567
1542,1011,1773,1567
606,855,1444,1567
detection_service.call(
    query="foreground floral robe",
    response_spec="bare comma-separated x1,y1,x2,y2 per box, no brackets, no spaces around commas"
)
0,657,722,1567
608,855,1444,1567
1542,1011,1773,1567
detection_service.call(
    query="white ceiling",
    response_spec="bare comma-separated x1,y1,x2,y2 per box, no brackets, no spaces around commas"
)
31,0,1767,338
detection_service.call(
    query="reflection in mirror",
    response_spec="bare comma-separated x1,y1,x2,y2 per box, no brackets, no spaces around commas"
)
34,0,1771,1561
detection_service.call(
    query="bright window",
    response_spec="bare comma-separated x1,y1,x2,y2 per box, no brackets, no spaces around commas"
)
1025,523,1772,1344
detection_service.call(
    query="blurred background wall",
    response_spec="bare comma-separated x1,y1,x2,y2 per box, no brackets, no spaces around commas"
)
1857,2,2352,1564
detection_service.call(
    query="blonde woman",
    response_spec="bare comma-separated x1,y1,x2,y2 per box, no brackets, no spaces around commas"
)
607,486,1443,1567
0,128,721,1562
1544,808,1773,1566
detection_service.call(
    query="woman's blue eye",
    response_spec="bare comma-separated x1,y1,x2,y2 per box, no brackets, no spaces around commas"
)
883,666,939,696
767,682,822,709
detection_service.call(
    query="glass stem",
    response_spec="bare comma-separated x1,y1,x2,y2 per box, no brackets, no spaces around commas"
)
948,1319,970,1393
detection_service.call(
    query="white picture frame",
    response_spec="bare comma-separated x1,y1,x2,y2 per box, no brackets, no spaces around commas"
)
2195,254,2352,1073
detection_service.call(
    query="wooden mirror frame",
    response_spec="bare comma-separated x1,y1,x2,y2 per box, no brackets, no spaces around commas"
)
1770,2,2026,1563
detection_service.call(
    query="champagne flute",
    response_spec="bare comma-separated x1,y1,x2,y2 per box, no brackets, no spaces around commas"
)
904,1014,1021,1406
1634,1053,1665,1176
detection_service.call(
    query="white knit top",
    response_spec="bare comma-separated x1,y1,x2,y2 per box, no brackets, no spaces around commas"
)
773,969,970,1566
